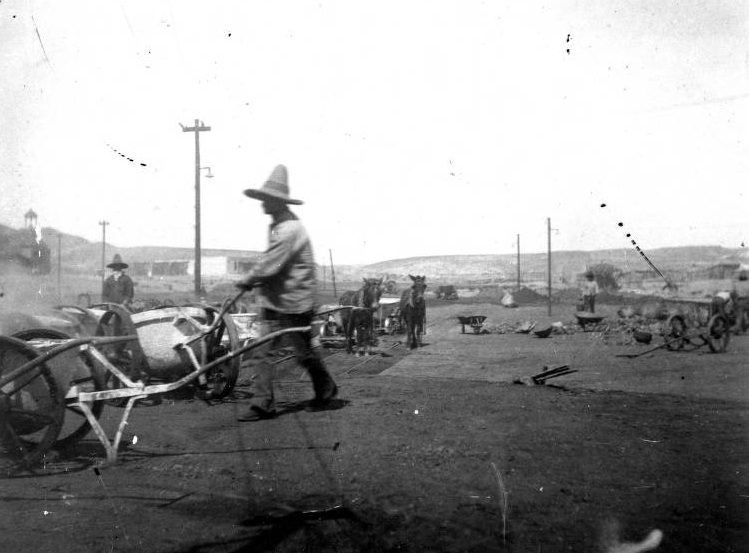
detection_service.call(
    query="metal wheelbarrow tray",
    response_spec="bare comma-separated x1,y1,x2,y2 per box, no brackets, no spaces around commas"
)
457,315,487,334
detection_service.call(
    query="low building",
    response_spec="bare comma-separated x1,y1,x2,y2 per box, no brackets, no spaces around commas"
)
130,256,257,278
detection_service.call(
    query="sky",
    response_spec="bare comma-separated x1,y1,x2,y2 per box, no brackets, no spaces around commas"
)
1,0,747,265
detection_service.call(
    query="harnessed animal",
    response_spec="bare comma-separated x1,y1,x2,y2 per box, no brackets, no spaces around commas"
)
339,277,383,356
399,275,427,349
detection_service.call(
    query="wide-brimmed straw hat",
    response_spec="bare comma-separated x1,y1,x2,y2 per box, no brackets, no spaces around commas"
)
107,254,128,270
243,165,303,205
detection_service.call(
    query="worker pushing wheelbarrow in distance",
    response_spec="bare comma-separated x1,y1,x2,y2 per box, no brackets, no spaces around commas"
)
580,271,599,314
235,164,338,422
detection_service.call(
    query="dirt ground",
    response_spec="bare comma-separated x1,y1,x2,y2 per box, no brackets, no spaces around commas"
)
1,299,748,552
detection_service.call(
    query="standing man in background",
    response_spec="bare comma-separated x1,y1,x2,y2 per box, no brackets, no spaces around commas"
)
581,271,599,313
731,270,749,333
235,164,338,422
102,254,134,307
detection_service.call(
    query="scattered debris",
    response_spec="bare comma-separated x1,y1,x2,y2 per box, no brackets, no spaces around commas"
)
514,365,578,386
500,292,518,308
515,321,537,334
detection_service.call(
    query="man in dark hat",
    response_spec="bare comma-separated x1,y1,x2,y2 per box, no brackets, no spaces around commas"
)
235,164,338,421
102,254,135,307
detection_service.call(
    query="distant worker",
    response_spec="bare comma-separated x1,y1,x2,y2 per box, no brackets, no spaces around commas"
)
102,254,134,307
731,270,749,333
235,164,338,422
581,271,599,313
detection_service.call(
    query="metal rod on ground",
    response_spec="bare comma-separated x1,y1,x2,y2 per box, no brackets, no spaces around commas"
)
329,249,337,297
615,336,685,358
535,369,577,383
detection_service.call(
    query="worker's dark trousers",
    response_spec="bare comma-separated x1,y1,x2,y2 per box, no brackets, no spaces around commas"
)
248,310,336,411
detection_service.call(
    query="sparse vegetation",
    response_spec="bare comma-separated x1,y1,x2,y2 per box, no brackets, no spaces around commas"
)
589,262,623,292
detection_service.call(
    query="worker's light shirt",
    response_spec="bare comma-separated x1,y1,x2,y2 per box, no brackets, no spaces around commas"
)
244,211,317,314
582,280,599,296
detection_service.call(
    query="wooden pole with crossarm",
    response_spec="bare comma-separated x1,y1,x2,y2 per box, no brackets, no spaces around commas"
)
181,119,211,297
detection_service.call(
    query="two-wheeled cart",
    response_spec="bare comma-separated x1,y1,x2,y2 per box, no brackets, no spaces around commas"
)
661,297,734,353
0,293,310,471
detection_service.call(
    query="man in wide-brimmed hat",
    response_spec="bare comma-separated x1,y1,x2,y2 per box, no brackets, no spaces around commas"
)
102,253,135,307
235,164,338,421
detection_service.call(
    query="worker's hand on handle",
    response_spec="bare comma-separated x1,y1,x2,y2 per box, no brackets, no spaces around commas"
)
235,277,257,292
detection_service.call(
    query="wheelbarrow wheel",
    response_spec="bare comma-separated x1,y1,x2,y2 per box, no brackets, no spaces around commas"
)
11,329,106,451
94,305,147,407
202,310,240,399
0,336,65,473
707,314,731,353
664,315,687,350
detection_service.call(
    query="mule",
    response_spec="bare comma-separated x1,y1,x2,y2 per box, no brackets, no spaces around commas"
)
339,277,383,356
399,274,427,349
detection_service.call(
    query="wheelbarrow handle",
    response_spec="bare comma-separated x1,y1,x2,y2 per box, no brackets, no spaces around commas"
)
218,290,247,319
179,290,246,348
615,335,682,358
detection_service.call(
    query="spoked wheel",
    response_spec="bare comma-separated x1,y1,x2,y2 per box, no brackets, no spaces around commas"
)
201,308,240,399
12,329,106,450
0,336,65,473
706,314,731,353
664,315,687,351
94,305,146,407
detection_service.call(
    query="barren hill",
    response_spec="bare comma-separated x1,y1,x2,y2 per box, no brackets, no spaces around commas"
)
357,246,748,284
2,223,745,283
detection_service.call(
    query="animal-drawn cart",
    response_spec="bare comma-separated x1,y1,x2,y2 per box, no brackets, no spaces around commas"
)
0,293,309,471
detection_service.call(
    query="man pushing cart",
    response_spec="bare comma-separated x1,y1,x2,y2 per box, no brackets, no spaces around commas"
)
234,164,338,422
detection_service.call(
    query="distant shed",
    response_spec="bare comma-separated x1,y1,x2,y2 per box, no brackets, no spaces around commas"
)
130,256,256,278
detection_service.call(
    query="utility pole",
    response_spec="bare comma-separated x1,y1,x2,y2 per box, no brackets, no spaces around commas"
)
547,218,552,316
329,249,337,297
57,233,62,303
181,119,211,297
516,234,521,291
99,220,109,296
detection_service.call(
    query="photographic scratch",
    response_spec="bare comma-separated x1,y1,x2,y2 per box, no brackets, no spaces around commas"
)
31,15,52,67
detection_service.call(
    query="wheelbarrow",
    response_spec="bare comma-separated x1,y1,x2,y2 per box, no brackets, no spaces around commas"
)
0,291,311,471
574,313,606,331
457,315,487,334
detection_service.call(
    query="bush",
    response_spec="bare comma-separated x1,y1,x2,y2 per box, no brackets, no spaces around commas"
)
589,263,622,292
